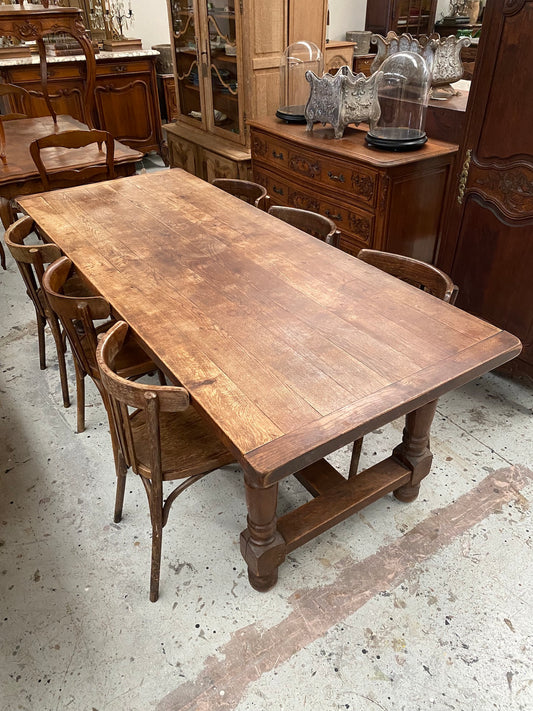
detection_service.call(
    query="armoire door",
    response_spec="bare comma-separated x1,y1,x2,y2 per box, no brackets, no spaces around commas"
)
437,0,533,378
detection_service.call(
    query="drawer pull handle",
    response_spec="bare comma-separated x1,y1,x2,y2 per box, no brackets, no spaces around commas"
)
273,186,284,195
272,151,284,160
113,65,127,73
328,171,345,183
325,210,342,221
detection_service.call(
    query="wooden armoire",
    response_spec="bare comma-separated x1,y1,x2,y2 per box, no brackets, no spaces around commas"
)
437,0,533,379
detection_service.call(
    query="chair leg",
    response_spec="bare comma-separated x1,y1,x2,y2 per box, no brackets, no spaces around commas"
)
48,315,70,408
74,361,85,433
157,370,166,386
148,480,163,603
0,241,5,271
0,195,14,232
37,313,46,370
348,437,364,479
114,452,127,524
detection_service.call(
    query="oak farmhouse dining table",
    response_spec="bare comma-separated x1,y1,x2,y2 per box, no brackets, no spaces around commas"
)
17,169,522,592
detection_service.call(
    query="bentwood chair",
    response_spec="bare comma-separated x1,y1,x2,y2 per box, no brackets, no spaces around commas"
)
42,256,159,434
3,216,95,408
97,321,234,601
267,205,340,247
212,178,269,210
348,248,459,478
30,128,115,191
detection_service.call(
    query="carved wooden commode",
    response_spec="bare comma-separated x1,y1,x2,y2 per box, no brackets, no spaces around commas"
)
250,116,458,262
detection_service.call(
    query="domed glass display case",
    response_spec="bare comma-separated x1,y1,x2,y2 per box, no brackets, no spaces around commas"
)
366,51,431,151
276,41,323,123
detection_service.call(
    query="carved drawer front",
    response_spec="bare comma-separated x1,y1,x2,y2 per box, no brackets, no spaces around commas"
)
96,60,153,76
6,64,83,82
318,198,374,247
254,167,291,205
251,133,289,171
285,147,378,209
338,233,371,257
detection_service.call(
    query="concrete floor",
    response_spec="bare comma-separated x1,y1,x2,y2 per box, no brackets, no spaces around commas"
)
1,165,532,710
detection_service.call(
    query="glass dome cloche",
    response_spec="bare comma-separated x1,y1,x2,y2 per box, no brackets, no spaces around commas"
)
366,51,431,151
276,41,323,123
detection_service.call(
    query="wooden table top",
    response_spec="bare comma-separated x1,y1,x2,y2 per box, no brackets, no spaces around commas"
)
0,115,142,197
18,170,521,484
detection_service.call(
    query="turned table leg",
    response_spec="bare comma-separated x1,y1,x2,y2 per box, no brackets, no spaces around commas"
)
392,399,438,502
240,475,286,592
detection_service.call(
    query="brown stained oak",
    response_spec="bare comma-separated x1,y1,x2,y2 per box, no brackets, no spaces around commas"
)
268,205,340,247
0,114,142,206
212,178,269,210
19,170,522,590
30,129,115,192
3,215,88,407
97,321,233,602
42,256,159,434
347,248,459,478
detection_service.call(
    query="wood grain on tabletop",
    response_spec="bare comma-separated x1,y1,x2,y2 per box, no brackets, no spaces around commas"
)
18,170,521,479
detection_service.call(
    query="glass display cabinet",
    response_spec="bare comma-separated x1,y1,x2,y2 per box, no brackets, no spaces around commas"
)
365,0,438,37
169,0,243,142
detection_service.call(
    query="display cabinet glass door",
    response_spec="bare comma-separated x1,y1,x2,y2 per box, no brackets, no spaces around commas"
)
168,0,243,142
170,0,203,128
203,0,242,140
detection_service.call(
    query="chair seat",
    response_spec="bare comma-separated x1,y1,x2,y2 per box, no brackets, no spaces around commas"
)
130,407,233,481
82,327,155,380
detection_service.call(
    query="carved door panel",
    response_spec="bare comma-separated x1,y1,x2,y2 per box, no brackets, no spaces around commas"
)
203,148,240,181
167,135,197,175
437,0,533,376
95,76,156,150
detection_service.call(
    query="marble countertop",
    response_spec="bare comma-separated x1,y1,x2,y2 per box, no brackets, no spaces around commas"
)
0,48,159,67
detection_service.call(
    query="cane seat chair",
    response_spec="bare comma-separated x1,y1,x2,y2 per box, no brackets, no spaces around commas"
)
3,215,95,408
348,248,459,478
267,205,340,247
212,178,269,210
30,128,115,191
42,256,158,434
96,321,234,601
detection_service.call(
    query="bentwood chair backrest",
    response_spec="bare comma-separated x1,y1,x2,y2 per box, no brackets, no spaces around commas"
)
4,215,70,407
212,178,269,210
42,255,111,381
357,249,458,304
268,205,341,247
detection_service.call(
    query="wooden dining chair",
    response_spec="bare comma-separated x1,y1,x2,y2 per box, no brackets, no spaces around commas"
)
3,215,95,408
348,248,459,478
0,83,33,255
96,320,234,602
212,178,269,210
267,205,341,247
30,128,115,191
42,256,159,434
